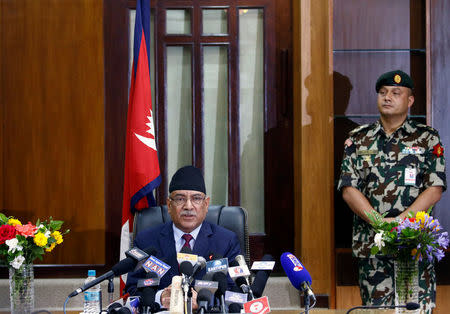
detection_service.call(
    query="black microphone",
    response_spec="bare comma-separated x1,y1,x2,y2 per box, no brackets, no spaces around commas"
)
250,254,274,298
346,302,420,313
197,289,213,314
212,272,228,314
137,272,160,314
191,256,207,279
68,247,156,298
228,303,243,313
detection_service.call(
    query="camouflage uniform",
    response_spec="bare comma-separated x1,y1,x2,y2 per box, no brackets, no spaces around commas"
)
338,118,446,313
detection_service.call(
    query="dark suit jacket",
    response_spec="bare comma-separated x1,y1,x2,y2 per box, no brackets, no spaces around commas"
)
125,220,241,295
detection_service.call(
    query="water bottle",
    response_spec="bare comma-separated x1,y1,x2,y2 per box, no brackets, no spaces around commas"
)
83,269,102,313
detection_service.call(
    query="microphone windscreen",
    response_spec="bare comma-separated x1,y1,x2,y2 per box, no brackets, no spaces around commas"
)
280,252,312,291
406,302,420,310
235,276,247,287
179,261,194,276
198,289,213,302
112,258,137,276
228,303,243,313
212,272,228,297
111,246,158,276
229,260,239,267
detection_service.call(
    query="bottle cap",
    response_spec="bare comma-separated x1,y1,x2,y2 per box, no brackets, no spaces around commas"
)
88,269,96,277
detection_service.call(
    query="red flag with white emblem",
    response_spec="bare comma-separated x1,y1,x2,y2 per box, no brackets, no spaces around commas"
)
120,0,161,293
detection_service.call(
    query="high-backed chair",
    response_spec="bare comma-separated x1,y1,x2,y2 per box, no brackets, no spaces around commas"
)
133,205,250,262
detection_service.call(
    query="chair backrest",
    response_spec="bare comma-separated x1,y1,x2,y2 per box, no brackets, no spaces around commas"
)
133,205,250,262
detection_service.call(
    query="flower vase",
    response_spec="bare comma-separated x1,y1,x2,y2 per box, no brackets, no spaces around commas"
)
394,259,419,313
9,263,35,314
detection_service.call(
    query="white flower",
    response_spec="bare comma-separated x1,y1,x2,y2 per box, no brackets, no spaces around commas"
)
374,232,385,250
10,255,26,270
44,230,51,237
5,238,23,253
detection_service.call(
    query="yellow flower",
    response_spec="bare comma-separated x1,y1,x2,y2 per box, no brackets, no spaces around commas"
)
7,218,22,226
46,242,56,252
51,231,63,244
34,232,48,247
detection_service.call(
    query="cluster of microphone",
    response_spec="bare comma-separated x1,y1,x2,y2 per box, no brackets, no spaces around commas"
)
171,252,275,314
67,247,418,314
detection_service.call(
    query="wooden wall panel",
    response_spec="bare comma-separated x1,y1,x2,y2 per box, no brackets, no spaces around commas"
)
1,0,105,265
293,0,334,305
333,0,412,50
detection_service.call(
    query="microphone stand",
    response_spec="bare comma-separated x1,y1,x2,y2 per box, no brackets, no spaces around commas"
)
107,277,114,305
303,290,310,314
346,303,419,314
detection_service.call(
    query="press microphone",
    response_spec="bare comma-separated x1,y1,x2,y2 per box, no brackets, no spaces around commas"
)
229,260,253,299
169,276,183,314
197,289,213,314
346,302,420,313
250,254,274,298
228,303,243,313
116,296,141,314
280,252,315,302
192,256,207,278
212,272,228,314
137,272,161,314
68,247,156,297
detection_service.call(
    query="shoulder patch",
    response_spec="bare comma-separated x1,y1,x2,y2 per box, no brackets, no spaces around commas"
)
349,123,372,136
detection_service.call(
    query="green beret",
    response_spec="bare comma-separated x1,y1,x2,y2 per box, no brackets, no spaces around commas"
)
375,70,414,92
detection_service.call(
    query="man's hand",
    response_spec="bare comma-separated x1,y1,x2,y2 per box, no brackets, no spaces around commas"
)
383,217,396,223
161,285,172,309
191,288,198,310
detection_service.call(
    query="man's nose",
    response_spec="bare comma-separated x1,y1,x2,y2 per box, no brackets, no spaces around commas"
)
184,197,194,208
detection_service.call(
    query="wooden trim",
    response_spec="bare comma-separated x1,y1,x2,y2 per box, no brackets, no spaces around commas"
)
425,0,431,125
293,0,334,306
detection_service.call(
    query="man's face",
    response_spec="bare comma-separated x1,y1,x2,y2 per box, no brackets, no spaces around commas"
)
167,190,210,233
377,85,414,118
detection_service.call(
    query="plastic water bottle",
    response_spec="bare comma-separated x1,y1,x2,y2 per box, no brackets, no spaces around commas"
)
83,269,102,313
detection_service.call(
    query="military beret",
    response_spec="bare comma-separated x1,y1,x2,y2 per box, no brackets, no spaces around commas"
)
375,70,414,92
169,165,206,194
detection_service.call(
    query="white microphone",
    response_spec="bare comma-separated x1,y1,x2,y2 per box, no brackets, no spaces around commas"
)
169,276,183,314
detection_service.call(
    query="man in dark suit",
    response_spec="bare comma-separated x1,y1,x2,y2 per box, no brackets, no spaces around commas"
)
125,165,241,308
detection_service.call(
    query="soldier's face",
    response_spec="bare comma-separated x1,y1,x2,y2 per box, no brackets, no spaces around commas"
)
167,190,209,233
377,86,414,118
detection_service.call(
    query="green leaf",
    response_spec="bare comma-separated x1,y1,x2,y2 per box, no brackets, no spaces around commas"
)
371,246,379,255
0,213,8,224
49,220,63,231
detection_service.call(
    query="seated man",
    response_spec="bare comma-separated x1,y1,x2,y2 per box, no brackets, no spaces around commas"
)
125,165,241,308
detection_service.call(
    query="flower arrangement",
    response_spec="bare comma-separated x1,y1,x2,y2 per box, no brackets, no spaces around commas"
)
367,209,449,263
0,213,70,269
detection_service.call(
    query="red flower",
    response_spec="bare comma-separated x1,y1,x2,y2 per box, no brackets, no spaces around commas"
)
408,218,416,223
433,144,444,157
390,227,398,233
0,224,17,245
15,222,37,238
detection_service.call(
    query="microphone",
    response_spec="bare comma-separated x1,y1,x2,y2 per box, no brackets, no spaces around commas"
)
212,272,228,314
192,256,207,278
346,302,420,313
280,252,315,302
68,247,156,298
228,303,243,313
229,260,253,299
250,254,274,298
197,289,213,314
116,296,141,314
137,272,160,314
169,276,184,314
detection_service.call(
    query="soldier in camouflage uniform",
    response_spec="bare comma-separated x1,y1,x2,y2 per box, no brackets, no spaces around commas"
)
338,70,446,313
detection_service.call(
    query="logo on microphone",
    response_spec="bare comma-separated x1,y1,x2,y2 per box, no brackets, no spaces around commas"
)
287,254,304,271
143,255,171,277
244,296,271,314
